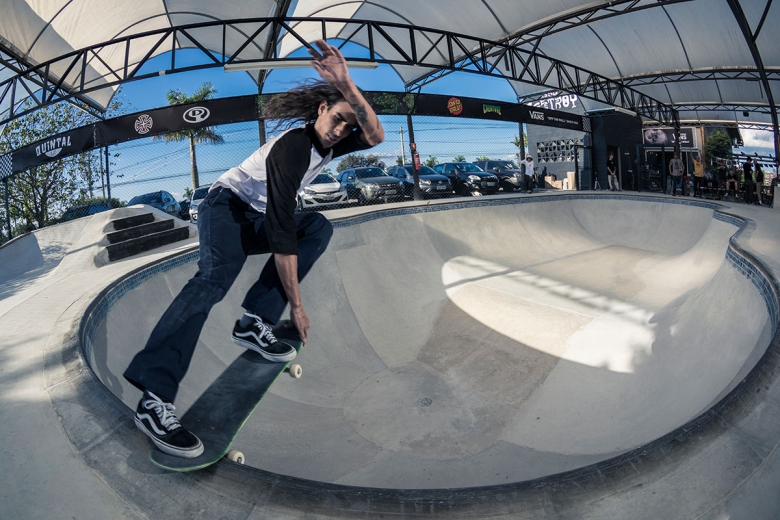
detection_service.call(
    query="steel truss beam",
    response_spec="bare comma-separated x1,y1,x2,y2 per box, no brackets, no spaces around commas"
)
0,17,677,127
0,45,105,122
620,67,780,86
725,0,779,159
672,102,773,114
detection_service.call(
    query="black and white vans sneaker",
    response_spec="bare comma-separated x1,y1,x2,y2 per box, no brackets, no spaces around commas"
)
231,314,297,362
134,391,204,458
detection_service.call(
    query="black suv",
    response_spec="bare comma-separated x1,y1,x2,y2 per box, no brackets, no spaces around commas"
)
433,162,499,196
472,160,528,192
336,166,404,205
386,164,453,198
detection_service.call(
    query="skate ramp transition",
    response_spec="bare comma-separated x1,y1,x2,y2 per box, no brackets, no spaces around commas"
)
83,195,777,489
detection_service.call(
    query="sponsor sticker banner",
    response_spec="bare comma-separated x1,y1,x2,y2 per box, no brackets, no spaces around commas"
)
11,125,96,173
95,95,257,145
410,93,584,131
642,127,694,149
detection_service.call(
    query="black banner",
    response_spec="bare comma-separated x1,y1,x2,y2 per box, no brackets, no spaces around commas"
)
12,125,96,173
642,127,695,149
95,95,258,146
364,92,583,131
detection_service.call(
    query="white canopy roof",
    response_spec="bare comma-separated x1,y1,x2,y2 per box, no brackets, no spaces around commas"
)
0,0,777,127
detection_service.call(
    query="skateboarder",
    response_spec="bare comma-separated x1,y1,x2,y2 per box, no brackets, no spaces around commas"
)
123,39,384,458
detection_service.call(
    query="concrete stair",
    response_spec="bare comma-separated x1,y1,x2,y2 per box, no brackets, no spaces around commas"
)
105,213,191,262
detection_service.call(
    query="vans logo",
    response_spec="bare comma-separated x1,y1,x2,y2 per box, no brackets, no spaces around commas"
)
529,111,545,121
35,136,72,158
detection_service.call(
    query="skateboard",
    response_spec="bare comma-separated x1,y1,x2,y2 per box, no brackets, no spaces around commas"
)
149,320,303,472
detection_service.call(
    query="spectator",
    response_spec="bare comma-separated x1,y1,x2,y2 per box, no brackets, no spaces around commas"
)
523,155,536,193
725,167,738,197
753,158,764,205
692,153,704,197
668,152,685,196
715,159,727,199
607,152,620,191
743,158,754,204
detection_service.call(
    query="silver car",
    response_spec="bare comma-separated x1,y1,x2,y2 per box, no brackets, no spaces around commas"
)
188,185,211,223
297,173,349,211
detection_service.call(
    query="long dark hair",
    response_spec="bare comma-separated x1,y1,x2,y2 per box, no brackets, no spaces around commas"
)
262,81,346,130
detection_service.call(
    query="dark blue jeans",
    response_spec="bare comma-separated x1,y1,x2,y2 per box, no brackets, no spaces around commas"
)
123,188,333,401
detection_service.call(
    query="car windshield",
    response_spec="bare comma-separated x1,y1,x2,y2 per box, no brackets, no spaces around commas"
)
404,165,437,175
455,163,483,172
192,187,210,200
312,173,337,184
495,161,519,169
355,168,387,179
128,193,160,205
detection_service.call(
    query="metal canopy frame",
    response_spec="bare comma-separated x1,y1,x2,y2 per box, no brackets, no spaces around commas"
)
0,17,677,127
0,44,106,122
725,0,779,158
408,0,693,90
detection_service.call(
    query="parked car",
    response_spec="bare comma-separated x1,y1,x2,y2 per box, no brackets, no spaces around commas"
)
297,173,349,211
386,164,453,198
178,199,191,220
188,185,211,223
127,190,181,218
336,167,404,205
472,159,528,192
59,201,112,222
433,162,499,195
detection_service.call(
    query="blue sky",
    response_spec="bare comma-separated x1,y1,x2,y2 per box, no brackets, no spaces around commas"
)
108,46,526,201
106,45,774,202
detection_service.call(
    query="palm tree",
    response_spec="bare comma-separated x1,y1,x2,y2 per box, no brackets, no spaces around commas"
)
155,83,224,189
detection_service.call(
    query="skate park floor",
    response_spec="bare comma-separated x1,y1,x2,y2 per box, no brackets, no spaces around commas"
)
3,192,780,519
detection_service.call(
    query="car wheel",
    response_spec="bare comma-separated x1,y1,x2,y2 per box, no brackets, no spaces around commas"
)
357,190,367,206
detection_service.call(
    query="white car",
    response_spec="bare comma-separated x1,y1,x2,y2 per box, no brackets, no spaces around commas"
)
188,185,211,223
297,173,349,211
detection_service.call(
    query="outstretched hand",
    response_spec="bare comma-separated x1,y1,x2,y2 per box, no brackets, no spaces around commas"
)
309,39,351,87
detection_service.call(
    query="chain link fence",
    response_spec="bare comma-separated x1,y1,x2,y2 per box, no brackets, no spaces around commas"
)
2,114,536,242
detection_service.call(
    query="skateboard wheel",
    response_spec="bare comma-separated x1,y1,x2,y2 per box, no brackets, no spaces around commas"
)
227,450,245,464
288,363,302,379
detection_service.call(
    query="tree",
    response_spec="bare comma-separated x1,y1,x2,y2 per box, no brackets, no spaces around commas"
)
512,134,527,152
705,129,733,163
424,156,438,168
475,155,489,161
0,101,103,229
183,187,193,200
155,82,224,189
454,155,466,162
336,153,385,172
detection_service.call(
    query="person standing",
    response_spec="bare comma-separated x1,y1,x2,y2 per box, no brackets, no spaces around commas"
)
123,40,385,458
743,158,754,204
715,159,727,199
607,152,620,191
523,155,536,193
692,153,704,197
669,152,685,196
753,158,764,205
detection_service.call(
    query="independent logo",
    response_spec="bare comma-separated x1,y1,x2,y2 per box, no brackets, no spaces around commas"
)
134,114,154,134
183,107,211,124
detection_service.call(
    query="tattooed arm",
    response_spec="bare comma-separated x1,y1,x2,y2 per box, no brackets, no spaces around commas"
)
309,39,385,146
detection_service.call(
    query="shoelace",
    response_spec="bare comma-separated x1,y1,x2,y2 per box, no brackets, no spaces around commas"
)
246,313,278,344
145,393,182,431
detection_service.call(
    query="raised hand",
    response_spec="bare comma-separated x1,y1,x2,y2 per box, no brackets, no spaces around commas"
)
308,39,350,87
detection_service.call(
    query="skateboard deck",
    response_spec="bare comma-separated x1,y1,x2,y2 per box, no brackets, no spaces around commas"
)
149,320,303,471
